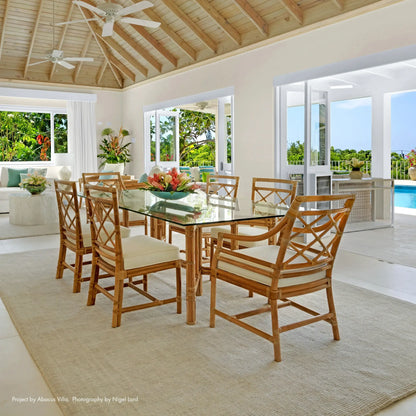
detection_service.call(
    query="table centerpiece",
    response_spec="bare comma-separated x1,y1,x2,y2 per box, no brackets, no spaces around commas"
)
20,172,48,195
142,167,199,200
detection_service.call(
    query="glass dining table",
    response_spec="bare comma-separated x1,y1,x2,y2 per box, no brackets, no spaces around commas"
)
119,189,289,325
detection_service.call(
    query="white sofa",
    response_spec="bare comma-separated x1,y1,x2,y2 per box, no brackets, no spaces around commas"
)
0,166,71,213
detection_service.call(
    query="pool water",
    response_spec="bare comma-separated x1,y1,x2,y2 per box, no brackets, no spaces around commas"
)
394,185,416,209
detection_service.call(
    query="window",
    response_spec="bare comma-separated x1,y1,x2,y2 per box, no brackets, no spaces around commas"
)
0,110,68,162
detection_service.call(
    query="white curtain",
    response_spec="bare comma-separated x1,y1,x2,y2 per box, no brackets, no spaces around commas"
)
67,101,97,180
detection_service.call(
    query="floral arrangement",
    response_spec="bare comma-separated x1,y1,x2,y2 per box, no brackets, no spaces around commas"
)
406,149,416,167
348,157,365,171
98,127,131,168
144,167,199,193
20,172,48,194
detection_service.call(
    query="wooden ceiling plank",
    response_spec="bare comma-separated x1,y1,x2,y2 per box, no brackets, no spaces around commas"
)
143,8,197,61
130,25,177,67
0,0,11,62
112,24,162,72
80,7,123,87
50,3,75,81
280,0,303,25
162,0,217,53
88,19,148,76
23,0,46,78
194,0,241,46
73,32,92,83
331,0,345,9
232,0,269,36
96,60,107,85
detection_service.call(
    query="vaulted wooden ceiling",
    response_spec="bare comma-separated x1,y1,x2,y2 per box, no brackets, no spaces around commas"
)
0,0,394,89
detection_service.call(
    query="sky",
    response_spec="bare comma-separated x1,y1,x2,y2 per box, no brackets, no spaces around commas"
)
287,91,416,154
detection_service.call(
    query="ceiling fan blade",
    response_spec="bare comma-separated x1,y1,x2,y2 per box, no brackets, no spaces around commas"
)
64,57,94,62
118,1,153,17
120,17,160,29
102,20,114,37
55,18,98,26
28,60,50,67
57,60,75,69
73,0,106,16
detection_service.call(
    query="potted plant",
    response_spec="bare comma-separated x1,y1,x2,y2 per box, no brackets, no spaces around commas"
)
97,127,131,173
20,172,48,195
406,149,416,180
348,158,365,179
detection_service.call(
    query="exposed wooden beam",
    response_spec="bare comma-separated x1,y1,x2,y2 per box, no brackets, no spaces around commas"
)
232,0,268,36
73,32,93,83
79,7,123,87
130,25,178,67
89,20,148,76
194,0,241,46
163,0,217,53
50,3,75,81
106,53,135,82
143,7,197,61
280,0,303,25
24,0,46,78
331,0,345,9
0,0,11,62
112,24,162,72
96,61,107,85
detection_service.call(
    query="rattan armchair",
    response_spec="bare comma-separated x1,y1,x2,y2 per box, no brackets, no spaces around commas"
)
210,193,355,362
85,184,182,328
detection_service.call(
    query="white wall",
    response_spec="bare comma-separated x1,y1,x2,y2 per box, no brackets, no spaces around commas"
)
122,0,416,201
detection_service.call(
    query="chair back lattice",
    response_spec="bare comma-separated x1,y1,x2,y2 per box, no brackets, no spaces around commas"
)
85,184,123,269
278,194,355,284
206,174,240,198
252,177,298,207
55,180,84,249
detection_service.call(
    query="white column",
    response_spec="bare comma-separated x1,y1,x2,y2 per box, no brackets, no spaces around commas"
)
371,92,391,179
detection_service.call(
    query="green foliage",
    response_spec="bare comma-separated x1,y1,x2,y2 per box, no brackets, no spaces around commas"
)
97,127,131,167
0,111,54,161
54,114,68,153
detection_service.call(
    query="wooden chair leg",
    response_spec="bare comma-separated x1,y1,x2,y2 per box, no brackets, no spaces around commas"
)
112,278,124,328
56,244,67,280
73,253,83,293
326,286,340,340
143,274,148,292
270,297,282,362
87,261,99,306
176,266,182,314
209,275,217,328
168,227,173,244
144,219,148,235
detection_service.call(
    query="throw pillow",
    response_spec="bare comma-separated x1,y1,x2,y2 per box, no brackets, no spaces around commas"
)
28,167,47,177
7,168,28,187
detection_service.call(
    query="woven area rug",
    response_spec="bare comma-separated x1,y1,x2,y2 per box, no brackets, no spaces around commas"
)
0,249,415,416
0,214,58,239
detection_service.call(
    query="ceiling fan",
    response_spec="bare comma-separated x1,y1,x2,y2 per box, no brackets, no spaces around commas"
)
29,49,94,69
57,0,160,37
29,0,94,70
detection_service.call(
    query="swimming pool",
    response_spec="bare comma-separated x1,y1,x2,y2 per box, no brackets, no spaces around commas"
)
394,185,416,209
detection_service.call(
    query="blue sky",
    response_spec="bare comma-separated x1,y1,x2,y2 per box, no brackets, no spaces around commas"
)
287,92,416,153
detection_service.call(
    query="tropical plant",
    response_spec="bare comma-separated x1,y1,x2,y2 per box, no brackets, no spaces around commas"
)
97,127,131,167
143,167,199,193
406,149,416,167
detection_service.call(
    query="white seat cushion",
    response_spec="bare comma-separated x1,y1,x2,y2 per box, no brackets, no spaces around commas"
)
210,225,269,247
68,222,131,247
217,246,326,287
120,235,180,270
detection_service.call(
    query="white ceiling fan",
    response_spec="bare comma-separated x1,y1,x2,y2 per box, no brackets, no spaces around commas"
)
29,49,94,69
29,0,94,69
57,0,160,37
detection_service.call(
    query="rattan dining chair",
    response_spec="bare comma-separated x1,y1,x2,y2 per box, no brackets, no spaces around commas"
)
168,174,240,257
210,193,355,362
85,184,182,328
210,177,298,249
54,180,130,293
81,172,148,233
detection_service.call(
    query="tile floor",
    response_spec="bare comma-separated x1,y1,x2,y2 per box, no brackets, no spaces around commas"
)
0,213,415,415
